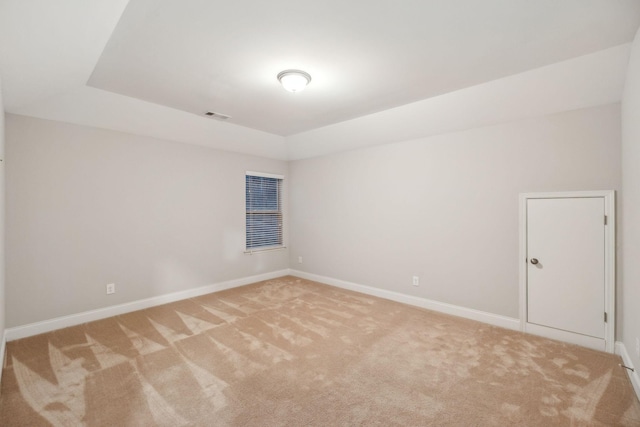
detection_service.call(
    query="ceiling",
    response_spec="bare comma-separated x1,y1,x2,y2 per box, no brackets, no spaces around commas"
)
1,0,640,158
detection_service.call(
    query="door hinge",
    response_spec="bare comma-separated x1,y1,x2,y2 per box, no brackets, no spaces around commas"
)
604,215,608,225
604,312,608,323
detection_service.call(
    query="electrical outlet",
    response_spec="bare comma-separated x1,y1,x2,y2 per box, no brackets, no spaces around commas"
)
636,337,639,358
412,276,419,286
298,256,303,264
106,283,115,295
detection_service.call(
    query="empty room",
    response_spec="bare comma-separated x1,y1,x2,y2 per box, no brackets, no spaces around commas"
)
1,0,640,425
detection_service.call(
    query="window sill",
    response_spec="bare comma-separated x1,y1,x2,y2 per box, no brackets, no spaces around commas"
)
244,246,287,255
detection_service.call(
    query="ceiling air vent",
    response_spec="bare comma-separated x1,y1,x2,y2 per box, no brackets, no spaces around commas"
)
204,111,231,120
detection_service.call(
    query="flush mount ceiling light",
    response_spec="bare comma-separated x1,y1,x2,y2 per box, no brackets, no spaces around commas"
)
277,69,311,93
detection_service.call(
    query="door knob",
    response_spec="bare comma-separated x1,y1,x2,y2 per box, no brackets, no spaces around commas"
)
530,258,539,265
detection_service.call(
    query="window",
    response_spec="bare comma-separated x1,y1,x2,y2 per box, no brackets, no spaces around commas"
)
245,172,284,251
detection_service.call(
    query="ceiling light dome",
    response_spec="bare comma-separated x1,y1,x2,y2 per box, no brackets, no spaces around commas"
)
277,70,311,93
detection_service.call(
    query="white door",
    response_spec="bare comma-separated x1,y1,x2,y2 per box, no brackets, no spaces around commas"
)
520,192,615,352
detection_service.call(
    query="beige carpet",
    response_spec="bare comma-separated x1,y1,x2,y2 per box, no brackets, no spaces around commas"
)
1,276,639,426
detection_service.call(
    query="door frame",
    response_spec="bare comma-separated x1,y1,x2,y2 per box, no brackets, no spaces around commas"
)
519,190,616,353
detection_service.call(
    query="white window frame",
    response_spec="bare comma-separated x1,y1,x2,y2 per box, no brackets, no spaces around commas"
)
244,171,285,254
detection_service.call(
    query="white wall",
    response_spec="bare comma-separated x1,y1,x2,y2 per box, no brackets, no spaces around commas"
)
289,104,621,319
5,115,288,327
0,77,6,362
621,28,640,374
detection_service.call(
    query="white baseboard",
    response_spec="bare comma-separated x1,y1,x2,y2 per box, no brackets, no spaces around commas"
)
290,270,520,331
616,341,640,401
5,269,290,342
4,269,519,343
523,323,605,352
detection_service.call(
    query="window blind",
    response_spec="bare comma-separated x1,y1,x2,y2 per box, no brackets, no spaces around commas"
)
246,173,283,251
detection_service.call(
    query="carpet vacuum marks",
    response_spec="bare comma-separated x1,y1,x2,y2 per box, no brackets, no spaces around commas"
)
1,276,639,426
